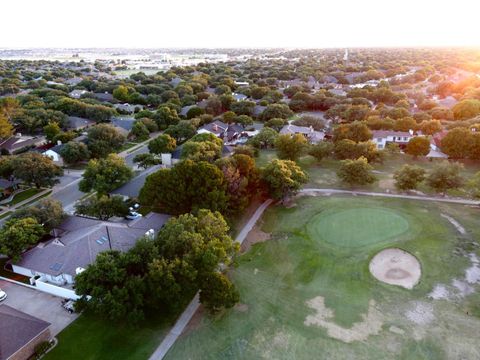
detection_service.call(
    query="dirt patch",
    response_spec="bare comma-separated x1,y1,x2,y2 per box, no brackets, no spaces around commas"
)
379,178,395,190
240,226,271,253
182,304,206,336
234,303,249,312
429,284,451,300
441,214,466,235
304,296,383,343
369,248,421,289
405,301,434,325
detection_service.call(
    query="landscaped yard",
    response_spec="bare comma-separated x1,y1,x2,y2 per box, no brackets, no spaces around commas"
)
8,188,43,206
45,313,173,360
166,195,480,359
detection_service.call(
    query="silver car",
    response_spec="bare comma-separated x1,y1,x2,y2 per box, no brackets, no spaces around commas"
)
0,288,7,302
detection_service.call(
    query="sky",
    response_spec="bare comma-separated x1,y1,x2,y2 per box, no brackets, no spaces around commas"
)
1,0,479,49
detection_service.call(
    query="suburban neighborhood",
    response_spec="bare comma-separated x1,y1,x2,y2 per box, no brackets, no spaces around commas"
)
1,1,480,359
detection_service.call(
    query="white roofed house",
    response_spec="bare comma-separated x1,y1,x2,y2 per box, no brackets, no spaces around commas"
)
279,124,325,144
69,89,88,99
197,120,229,137
371,130,414,150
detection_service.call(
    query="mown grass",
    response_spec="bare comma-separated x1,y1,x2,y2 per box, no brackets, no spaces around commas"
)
45,312,173,360
166,195,480,360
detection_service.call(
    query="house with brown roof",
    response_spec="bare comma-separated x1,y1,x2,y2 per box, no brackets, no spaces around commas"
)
0,305,51,360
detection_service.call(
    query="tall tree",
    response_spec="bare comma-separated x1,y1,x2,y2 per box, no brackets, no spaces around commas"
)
11,153,63,188
79,154,133,195
337,157,376,185
59,141,90,164
393,165,426,190
0,217,45,262
140,160,228,215
261,159,308,200
405,137,431,158
275,134,308,161
148,134,177,154
87,124,126,158
426,161,464,194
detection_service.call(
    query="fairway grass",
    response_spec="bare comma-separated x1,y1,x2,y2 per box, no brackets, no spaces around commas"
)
166,195,480,360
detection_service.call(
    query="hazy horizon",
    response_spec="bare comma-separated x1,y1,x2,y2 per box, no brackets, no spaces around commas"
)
2,0,479,49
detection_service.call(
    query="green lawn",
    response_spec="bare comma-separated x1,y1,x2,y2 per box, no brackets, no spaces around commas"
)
8,188,43,205
166,195,480,359
45,313,172,360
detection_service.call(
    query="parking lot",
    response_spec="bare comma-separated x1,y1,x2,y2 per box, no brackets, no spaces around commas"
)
0,279,78,335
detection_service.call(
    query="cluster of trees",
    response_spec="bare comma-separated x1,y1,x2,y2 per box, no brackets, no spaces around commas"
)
0,199,65,261
75,210,239,324
0,152,63,188
393,162,464,194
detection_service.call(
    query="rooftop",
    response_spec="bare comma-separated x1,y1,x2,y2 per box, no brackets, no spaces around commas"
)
0,305,50,360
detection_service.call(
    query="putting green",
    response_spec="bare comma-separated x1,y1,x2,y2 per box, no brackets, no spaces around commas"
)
307,207,410,247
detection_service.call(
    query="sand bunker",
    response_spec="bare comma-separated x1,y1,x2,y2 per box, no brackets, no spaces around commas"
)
369,248,421,289
304,296,383,343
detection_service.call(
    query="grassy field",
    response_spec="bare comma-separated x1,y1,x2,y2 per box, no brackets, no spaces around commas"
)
256,149,480,197
166,195,480,359
45,313,172,360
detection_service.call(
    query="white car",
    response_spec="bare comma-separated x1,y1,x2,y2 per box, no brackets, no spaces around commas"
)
0,289,7,302
125,212,142,220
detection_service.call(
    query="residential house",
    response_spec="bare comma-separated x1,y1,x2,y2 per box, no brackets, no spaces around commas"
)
93,92,114,103
0,178,19,198
170,77,182,88
371,130,413,149
42,143,66,166
197,120,229,137
42,134,88,166
279,124,325,144
66,116,95,131
69,89,87,99
197,120,253,145
180,105,194,117
428,131,449,158
11,213,170,299
0,135,44,154
65,77,83,86
114,103,143,114
111,117,136,135
232,93,247,102
0,305,51,360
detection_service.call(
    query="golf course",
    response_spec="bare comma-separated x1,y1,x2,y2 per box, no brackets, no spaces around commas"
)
166,195,480,359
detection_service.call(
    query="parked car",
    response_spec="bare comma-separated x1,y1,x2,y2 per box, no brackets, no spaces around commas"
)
0,288,7,302
125,211,142,220
62,299,75,314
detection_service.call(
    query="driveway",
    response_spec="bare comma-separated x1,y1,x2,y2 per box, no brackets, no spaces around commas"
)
0,279,78,335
